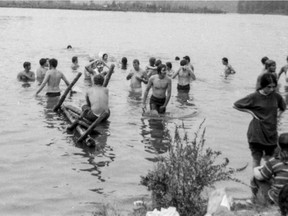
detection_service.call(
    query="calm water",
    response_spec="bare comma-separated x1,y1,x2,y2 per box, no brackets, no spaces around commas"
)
0,7,288,215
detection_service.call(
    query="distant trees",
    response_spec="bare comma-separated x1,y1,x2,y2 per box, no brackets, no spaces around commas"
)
238,1,288,15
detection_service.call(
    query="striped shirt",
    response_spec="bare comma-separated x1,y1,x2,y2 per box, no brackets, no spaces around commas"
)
260,157,288,202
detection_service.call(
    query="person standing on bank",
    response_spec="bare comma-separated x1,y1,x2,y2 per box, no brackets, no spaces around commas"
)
234,73,286,168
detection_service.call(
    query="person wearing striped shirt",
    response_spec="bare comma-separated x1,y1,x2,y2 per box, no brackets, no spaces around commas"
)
253,133,288,205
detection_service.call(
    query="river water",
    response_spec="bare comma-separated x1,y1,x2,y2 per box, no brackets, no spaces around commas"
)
0,8,288,216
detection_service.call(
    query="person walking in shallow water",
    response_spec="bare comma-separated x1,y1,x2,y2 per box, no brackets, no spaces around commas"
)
35,58,70,97
234,73,286,169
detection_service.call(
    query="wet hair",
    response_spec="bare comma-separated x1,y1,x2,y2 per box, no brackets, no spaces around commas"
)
67,45,72,49
180,59,187,66
279,184,288,216
93,74,104,85
39,58,47,66
49,58,58,68
133,59,140,65
72,56,78,63
259,73,277,89
286,56,288,61
149,57,156,66
183,56,190,63
155,59,162,67
23,61,31,68
166,62,172,70
265,59,276,69
261,56,269,65
175,56,180,61
222,57,228,63
157,64,167,74
121,57,127,70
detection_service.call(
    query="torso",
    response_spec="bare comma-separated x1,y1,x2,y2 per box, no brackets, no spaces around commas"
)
130,68,146,89
46,69,63,93
178,69,192,86
151,75,170,98
88,86,109,116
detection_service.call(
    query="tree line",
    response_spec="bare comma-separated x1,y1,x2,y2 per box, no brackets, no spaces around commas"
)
238,1,288,15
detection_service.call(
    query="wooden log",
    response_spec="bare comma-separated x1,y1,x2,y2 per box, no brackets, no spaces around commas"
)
61,105,95,147
53,72,82,112
103,64,115,87
66,110,87,132
77,111,109,143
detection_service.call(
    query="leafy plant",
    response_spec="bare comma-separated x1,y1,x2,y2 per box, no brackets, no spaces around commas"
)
140,120,245,216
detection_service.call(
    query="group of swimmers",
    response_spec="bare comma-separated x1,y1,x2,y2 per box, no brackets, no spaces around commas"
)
17,51,288,212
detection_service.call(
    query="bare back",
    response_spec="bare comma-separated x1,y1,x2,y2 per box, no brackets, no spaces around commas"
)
46,69,65,93
87,86,109,116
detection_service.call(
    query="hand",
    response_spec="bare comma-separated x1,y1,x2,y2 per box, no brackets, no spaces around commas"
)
159,105,166,113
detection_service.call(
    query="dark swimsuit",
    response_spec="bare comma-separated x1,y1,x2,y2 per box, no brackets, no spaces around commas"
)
46,92,61,97
149,95,166,114
81,105,110,122
177,84,190,91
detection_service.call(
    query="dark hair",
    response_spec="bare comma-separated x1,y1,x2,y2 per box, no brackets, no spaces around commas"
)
222,57,228,63
175,56,180,61
23,62,31,68
72,56,78,63
93,74,104,85
265,59,276,69
166,62,172,69
49,58,58,68
180,59,187,66
149,57,156,66
133,59,140,65
261,56,269,65
121,57,127,70
102,53,108,59
67,45,72,49
286,56,288,61
157,64,166,74
39,58,46,66
259,73,277,89
183,56,190,62
155,59,162,67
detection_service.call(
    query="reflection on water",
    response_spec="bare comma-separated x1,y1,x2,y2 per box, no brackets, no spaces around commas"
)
141,118,171,160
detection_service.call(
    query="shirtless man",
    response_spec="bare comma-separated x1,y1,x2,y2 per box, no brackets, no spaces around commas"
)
35,58,70,97
36,58,48,84
142,64,172,114
82,74,110,122
126,59,148,92
172,59,196,92
183,56,194,72
146,57,157,78
84,59,108,81
222,57,236,78
17,62,35,83
278,56,288,83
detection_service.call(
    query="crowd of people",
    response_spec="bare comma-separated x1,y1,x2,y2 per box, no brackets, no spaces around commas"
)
17,51,288,214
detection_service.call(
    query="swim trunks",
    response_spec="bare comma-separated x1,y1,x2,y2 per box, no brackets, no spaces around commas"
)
46,92,61,97
177,84,190,91
149,95,166,114
81,105,110,122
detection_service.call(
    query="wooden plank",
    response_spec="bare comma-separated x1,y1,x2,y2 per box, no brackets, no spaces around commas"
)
103,64,115,87
77,111,109,143
53,72,82,112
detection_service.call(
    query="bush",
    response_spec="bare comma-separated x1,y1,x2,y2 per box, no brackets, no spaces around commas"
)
140,120,244,216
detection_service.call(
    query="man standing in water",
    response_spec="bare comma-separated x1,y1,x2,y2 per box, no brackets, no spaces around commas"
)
126,59,148,93
17,62,35,83
35,58,70,97
142,64,172,114
36,58,48,84
172,59,196,92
